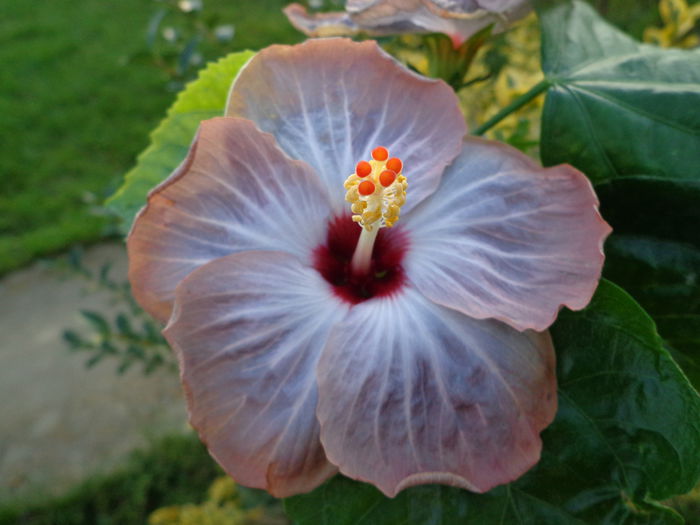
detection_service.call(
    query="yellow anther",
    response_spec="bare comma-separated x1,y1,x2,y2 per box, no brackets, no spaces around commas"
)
362,209,382,224
343,148,407,231
351,201,366,214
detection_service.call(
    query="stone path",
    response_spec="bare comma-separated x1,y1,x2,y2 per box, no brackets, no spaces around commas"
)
0,243,187,502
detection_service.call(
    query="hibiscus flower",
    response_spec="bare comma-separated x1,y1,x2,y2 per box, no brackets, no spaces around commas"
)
127,38,610,498
284,0,532,46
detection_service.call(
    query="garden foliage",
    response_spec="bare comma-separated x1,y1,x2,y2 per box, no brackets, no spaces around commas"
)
106,0,700,522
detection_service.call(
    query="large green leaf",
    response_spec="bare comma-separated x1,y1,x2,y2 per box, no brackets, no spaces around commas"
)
285,477,584,525
285,281,700,524
598,177,700,389
537,0,700,184
106,50,255,232
536,0,700,390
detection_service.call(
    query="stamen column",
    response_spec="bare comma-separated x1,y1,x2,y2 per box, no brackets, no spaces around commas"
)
344,146,407,276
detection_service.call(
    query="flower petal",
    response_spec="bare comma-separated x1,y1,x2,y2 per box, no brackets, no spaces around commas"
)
428,0,529,16
404,137,611,332
164,250,347,497
285,2,532,45
316,287,556,497
286,2,433,38
127,116,332,322
226,38,466,214
349,0,497,44
284,4,362,37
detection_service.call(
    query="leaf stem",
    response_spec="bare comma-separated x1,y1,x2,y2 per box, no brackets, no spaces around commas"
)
456,72,493,90
473,79,551,136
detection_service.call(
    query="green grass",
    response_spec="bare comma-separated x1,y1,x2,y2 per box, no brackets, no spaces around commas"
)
0,432,285,525
0,433,221,525
0,0,300,276
0,0,671,277
0,0,683,276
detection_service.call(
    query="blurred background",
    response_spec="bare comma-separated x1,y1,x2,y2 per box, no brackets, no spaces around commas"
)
0,0,697,523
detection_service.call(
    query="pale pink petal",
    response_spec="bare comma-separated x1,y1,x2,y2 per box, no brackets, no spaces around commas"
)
347,0,412,10
428,0,530,17
164,251,347,497
127,117,332,322
285,1,531,45
226,38,466,214
316,287,556,497
349,0,509,45
422,1,532,44
284,4,361,37
404,137,611,332
285,1,436,39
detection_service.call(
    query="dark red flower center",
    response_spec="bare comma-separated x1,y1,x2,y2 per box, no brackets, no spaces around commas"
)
313,215,409,304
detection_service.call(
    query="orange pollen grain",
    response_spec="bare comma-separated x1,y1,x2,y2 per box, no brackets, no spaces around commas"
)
386,157,402,173
379,170,397,187
372,146,389,161
355,161,372,178
358,180,376,196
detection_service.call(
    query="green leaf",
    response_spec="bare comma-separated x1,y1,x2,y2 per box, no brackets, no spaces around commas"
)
285,479,586,525
116,312,134,337
525,280,700,521
537,0,700,185
80,309,111,339
62,329,84,348
536,0,700,391
127,344,146,360
598,177,700,390
285,281,700,524
85,354,104,369
106,50,255,231
605,232,700,390
117,360,133,375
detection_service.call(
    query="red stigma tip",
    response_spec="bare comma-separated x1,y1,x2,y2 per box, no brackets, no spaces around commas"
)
372,146,389,161
386,157,402,173
355,161,372,178
358,180,376,196
379,170,396,187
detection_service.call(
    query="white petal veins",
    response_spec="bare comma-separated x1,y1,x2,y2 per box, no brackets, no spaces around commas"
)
226,38,466,214
128,117,332,322
316,287,557,497
164,250,348,497
285,1,532,45
404,137,611,332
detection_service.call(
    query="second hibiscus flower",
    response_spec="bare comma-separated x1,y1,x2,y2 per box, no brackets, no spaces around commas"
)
128,38,610,498
284,0,533,45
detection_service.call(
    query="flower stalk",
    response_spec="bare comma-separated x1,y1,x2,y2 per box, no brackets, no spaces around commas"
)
473,78,551,135
423,25,493,91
